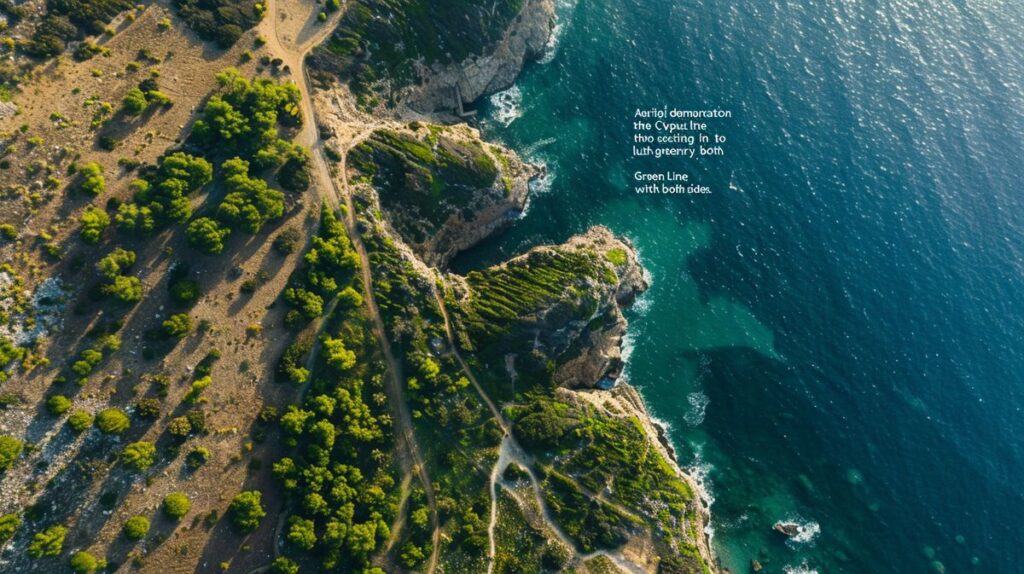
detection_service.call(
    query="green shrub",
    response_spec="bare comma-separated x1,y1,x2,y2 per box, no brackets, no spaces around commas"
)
228,490,265,533
286,516,316,550
123,515,150,540
283,288,323,319
122,87,149,116
121,441,157,471
0,512,20,544
277,150,310,192
46,394,72,415
79,206,110,244
147,90,173,107
186,217,230,254
162,492,191,519
184,375,211,403
0,435,23,471
27,524,67,557
96,248,137,279
67,410,94,433
70,550,105,574
322,335,356,371
338,286,363,309
79,162,105,195
186,446,210,469
96,408,130,434
163,313,192,338
168,417,192,438
169,277,201,305
135,398,161,419
272,227,300,254
101,275,143,303
270,556,299,574
400,542,425,568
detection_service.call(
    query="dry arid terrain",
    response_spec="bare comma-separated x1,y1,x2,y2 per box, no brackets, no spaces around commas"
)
0,1,718,573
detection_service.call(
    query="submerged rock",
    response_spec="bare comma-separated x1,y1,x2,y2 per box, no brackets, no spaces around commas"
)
773,521,802,538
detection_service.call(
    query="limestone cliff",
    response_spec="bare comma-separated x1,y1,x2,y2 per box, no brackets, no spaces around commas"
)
550,228,648,389
401,0,556,112
312,0,555,113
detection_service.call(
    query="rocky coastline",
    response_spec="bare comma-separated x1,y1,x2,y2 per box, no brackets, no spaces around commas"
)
400,0,556,113
322,0,721,568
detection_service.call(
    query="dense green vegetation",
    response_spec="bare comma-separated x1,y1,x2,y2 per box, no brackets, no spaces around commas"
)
349,127,498,244
191,68,302,169
270,208,400,572
26,0,134,58
115,152,213,234
216,157,285,233
229,490,265,533
508,394,705,565
281,207,359,325
113,70,303,255
174,0,264,48
186,217,231,254
360,205,500,570
320,0,525,98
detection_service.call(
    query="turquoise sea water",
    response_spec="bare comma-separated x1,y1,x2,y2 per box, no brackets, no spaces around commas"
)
455,0,1024,572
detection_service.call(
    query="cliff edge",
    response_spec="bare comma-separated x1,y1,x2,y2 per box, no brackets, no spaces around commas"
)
311,0,555,113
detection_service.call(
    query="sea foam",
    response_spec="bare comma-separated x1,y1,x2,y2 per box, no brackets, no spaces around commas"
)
538,0,579,64
684,391,710,426
488,85,523,127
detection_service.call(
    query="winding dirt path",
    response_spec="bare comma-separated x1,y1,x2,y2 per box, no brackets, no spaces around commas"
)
258,3,441,571
429,279,651,574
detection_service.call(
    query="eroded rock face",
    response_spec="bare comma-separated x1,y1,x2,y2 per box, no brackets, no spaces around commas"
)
414,139,537,268
550,227,648,388
401,0,556,112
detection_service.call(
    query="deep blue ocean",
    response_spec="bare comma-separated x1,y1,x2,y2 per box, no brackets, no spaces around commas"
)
454,0,1024,571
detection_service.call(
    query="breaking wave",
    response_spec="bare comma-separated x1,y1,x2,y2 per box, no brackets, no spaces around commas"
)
488,85,523,127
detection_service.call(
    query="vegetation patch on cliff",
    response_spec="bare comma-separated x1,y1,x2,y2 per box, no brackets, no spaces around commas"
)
461,249,610,338
317,0,525,98
510,393,708,570
349,125,499,244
